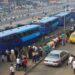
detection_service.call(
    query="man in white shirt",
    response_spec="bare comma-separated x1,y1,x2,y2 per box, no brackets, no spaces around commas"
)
1,54,5,62
10,49,15,62
72,58,75,74
16,58,21,64
68,55,74,64
10,64,15,75
11,49,15,55
16,57,21,70
32,45,38,51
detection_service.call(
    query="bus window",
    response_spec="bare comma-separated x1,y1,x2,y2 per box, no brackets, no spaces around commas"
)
14,34,20,39
18,27,39,37
20,33,25,37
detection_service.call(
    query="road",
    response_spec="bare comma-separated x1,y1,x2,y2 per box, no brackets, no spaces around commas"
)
0,42,75,75
27,43,75,75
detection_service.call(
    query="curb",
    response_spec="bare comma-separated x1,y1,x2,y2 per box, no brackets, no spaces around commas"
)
25,57,44,75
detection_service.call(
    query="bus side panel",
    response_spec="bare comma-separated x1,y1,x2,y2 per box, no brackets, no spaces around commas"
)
58,13,71,26
43,22,52,34
65,14,71,23
0,43,9,54
70,12,75,20
39,27,48,35
58,17,64,26
20,36,41,46
8,39,22,49
51,20,59,31
19,32,41,46
20,32,41,42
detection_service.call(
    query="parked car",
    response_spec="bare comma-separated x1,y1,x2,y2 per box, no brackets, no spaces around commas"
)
44,50,69,66
69,31,75,43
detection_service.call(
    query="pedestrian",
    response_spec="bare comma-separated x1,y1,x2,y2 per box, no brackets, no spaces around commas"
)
52,40,56,49
72,57,75,74
32,50,36,63
32,43,38,51
60,33,66,46
66,31,70,39
22,57,27,72
61,38,65,46
9,64,15,75
10,49,15,62
35,50,39,61
56,34,62,47
28,46,33,59
5,50,11,62
16,57,21,70
14,49,18,59
68,55,74,66
1,54,5,62
43,43,50,55
38,45,43,57
65,33,68,43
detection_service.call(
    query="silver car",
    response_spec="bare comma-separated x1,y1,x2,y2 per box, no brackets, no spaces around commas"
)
44,50,69,66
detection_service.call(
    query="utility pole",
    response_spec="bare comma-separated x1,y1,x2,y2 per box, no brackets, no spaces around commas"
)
63,0,69,35
63,4,66,35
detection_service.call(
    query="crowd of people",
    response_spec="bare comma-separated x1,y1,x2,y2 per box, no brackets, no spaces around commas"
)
47,33,67,50
0,32,72,75
0,49,18,63
0,32,68,63
0,49,18,75
16,54,27,71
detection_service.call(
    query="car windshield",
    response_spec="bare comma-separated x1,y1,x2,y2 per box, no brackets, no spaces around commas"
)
48,53,59,58
71,34,75,38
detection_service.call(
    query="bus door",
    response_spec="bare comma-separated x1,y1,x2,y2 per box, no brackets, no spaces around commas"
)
43,23,51,34
9,34,21,48
0,38,9,50
59,17,64,26
51,19,58,31
65,14,70,23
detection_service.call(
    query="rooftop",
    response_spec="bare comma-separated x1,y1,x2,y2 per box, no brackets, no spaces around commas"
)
0,24,39,37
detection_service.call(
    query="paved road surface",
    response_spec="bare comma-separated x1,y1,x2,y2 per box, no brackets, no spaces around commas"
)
0,43,75,75
27,43,75,75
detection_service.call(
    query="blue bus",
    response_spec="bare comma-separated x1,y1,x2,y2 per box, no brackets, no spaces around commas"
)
0,25,42,53
55,11,71,26
70,12,75,20
31,16,59,34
